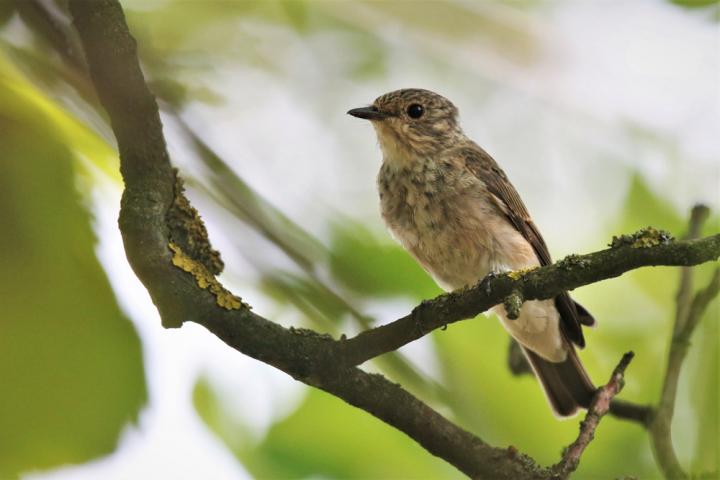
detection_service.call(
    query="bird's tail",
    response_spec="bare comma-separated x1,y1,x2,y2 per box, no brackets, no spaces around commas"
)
522,345,596,417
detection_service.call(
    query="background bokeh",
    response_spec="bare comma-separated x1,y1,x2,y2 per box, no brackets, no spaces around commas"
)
1,1,718,478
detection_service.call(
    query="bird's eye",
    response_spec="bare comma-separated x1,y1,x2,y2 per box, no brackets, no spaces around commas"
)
406,103,425,119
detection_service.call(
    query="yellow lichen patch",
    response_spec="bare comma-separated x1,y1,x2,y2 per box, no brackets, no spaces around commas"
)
167,172,224,275
169,243,245,310
508,267,537,280
610,227,674,249
631,226,673,248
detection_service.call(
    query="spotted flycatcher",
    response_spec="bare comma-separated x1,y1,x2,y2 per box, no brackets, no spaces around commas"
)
348,88,596,417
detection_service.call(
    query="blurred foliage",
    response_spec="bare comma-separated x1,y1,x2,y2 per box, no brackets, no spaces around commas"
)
618,173,685,235
260,271,353,331
0,57,146,476
193,377,458,479
670,0,720,9
615,173,719,307
669,0,720,21
692,300,719,472
329,222,440,300
0,2,14,27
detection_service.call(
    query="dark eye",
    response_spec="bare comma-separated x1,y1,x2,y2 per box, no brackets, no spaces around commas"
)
406,103,425,119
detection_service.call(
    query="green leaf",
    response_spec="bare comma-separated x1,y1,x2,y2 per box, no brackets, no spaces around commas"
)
0,64,146,477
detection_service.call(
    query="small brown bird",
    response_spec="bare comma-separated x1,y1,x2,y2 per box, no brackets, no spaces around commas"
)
348,88,596,417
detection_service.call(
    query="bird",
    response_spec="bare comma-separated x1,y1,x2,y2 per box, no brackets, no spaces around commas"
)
347,88,596,417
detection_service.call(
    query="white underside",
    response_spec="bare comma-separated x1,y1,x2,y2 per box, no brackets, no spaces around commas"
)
492,300,566,362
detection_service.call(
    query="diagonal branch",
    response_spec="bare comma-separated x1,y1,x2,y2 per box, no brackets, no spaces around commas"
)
552,352,635,479
336,233,719,367
509,339,654,426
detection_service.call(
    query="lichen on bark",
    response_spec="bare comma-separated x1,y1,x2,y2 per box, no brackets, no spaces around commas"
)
166,169,224,275
169,242,245,310
610,226,674,249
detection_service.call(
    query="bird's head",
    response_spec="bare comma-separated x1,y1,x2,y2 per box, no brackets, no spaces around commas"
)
348,88,464,162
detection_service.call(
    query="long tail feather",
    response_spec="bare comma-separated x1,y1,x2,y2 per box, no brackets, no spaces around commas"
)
522,345,596,417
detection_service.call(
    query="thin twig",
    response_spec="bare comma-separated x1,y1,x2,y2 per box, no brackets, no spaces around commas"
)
650,268,720,479
551,352,635,479
608,399,653,426
649,205,718,480
674,205,709,333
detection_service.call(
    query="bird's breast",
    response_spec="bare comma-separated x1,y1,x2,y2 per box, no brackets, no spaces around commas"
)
377,159,524,291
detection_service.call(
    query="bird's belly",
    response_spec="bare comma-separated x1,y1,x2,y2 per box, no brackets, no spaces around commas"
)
493,301,565,362
386,195,524,291
388,205,498,290
400,224,493,291
392,217,565,361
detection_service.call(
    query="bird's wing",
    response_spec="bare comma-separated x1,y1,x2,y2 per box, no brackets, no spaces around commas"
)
459,144,591,348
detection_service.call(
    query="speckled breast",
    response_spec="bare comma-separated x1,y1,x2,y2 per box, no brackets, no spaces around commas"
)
377,158,505,291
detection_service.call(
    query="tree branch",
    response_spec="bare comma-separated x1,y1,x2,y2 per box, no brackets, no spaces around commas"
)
508,341,654,426
608,398,653,426
336,233,719,367
552,352,635,479
68,1,719,478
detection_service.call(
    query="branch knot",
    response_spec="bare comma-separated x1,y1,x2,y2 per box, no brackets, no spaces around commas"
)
503,290,524,320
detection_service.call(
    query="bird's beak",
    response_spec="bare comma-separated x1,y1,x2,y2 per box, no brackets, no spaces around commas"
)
347,106,389,121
